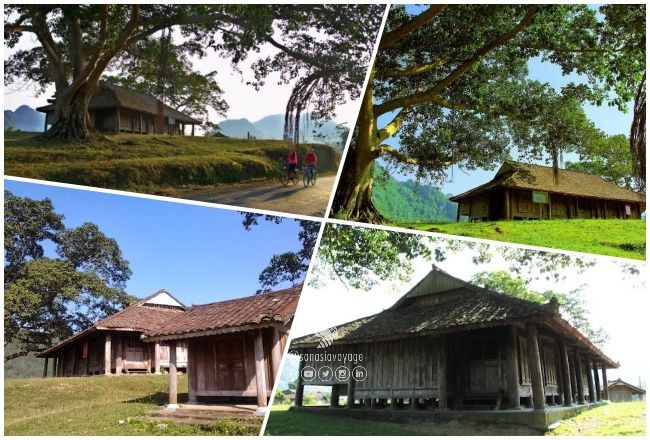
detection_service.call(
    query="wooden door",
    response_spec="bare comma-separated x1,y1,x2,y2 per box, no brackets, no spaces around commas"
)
126,337,145,362
215,337,245,390
468,338,499,394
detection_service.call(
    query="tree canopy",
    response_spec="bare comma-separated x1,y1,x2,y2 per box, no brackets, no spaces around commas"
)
4,191,132,361
4,4,383,140
331,4,645,221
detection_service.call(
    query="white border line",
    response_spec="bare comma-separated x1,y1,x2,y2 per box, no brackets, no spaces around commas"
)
322,4,391,219
3,175,325,223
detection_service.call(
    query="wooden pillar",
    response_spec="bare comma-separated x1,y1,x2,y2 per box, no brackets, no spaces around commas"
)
104,333,112,375
568,348,578,403
295,358,305,407
411,397,419,409
254,330,268,407
585,355,596,402
456,203,460,222
187,340,197,403
154,342,161,374
593,360,601,401
505,189,511,219
525,323,545,410
44,113,49,131
270,327,283,385
168,340,178,407
601,367,609,400
42,357,49,378
346,368,355,408
548,195,553,219
437,335,447,410
504,325,520,409
330,385,340,407
71,345,77,376
574,351,586,404
53,357,58,377
115,336,123,376
559,338,573,406
191,124,195,136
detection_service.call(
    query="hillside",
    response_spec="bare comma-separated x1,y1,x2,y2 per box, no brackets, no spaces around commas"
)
4,131,340,194
372,166,458,223
216,113,345,147
4,343,42,379
4,375,260,435
4,105,45,132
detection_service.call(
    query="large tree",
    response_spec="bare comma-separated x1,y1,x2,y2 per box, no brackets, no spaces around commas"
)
4,4,383,141
330,4,643,221
4,191,132,361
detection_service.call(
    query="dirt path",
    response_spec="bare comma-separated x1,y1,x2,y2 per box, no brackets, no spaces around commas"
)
180,175,337,217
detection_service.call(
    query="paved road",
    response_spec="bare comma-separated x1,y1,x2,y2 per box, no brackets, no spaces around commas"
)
181,175,337,217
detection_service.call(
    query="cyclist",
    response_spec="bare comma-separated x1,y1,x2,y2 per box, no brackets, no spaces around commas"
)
286,148,298,179
303,148,317,181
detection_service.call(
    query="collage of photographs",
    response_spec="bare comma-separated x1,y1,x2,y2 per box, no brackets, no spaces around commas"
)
2,2,647,437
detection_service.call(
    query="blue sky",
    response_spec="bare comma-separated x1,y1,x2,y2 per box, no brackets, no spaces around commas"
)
381,5,633,196
5,179,310,305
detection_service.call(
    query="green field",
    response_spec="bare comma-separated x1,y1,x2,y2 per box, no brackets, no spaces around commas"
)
405,219,646,260
4,375,260,436
265,402,646,436
4,131,340,195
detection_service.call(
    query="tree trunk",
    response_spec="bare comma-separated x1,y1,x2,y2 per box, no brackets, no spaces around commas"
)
331,76,385,223
43,83,100,141
630,72,646,191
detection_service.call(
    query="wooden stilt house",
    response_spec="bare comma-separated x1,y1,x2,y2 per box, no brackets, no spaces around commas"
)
607,379,646,402
143,285,301,408
37,82,201,135
450,161,645,221
290,268,617,423
37,290,189,377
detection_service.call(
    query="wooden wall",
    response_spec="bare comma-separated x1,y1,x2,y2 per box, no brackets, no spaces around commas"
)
460,189,643,221
187,328,279,398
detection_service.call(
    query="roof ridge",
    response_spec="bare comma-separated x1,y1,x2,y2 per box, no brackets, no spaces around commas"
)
188,285,301,309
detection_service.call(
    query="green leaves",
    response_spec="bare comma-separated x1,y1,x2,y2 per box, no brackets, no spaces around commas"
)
4,192,133,360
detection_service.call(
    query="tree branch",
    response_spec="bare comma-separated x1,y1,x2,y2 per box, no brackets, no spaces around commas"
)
380,4,445,49
376,5,541,116
376,144,417,165
381,54,455,78
5,350,29,362
377,106,410,142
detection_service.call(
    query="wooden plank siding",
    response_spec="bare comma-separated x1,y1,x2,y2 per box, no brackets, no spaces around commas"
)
460,188,643,221
187,328,280,399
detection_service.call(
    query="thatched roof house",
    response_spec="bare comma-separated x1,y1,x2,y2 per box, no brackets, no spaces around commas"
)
37,82,201,135
450,161,645,221
290,268,616,427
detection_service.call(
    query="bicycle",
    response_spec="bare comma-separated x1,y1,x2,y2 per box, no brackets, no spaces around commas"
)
303,165,316,187
281,163,299,187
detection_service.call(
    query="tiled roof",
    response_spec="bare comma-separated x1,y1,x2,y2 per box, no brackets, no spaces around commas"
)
36,82,201,124
37,289,185,357
144,285,302,339
607,378,646,393
450,161,645,203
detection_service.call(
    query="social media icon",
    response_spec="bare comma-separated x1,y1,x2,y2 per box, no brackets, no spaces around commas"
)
335,366,350,381
352,366,367,382
318,366,334,382
301,366,316,381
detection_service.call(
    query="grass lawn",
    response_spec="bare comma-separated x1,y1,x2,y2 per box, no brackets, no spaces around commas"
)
263,405,540,436
265,403,646,436
406,219,645,260
4,131,339,194
4,375,260,436
548,402,646,436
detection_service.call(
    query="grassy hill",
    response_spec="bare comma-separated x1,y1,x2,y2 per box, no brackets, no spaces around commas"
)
4,375,260,435
407,219,645,260
373,166,457,222
4,131,340,194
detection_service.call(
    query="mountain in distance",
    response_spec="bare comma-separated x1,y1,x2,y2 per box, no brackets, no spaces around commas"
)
4,105,45,132
215,113,347,147
372,165,458,223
